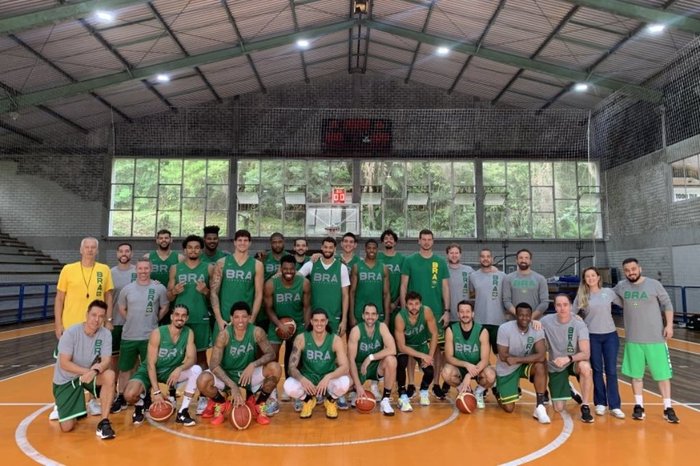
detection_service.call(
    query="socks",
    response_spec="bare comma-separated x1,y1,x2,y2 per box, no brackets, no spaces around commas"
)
475,385,486,396
180,394,192,411
634,395,644,406
536,392,546,406
383,388,392,399
663,398,672,409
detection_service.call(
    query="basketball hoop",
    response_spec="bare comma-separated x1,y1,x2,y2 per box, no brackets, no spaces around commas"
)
324,225,341,238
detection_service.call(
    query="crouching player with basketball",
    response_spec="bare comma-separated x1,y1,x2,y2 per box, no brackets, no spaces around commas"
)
123,303,202,426
197,301,281,425
284,309,352,419
347,303,398,416
441,300,495,408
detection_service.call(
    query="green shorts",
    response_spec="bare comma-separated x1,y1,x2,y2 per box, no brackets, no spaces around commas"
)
186,323,212,351
548,364,577,401
130,364,169,392
483,324,500,355
496,364,533,405
359,360,381,384
118,339,148,371
53,378,99,422
622,342,673,381
111,325,123,355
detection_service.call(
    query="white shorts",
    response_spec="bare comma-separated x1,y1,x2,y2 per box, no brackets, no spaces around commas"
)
283,374,352,400
211,366,265,393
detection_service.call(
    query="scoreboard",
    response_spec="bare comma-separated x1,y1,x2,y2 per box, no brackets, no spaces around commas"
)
322,118,392,152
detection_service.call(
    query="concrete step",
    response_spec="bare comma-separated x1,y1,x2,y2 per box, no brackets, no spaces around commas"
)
0,295,54,313
0,306,53,325
0,253,59,264
0,274,59,284
0,245,35,254
0,263,62,273
0,283,56,298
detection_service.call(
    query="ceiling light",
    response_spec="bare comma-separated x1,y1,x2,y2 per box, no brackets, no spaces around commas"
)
297,39,310,49
573,82,589,92
437,47,449,56
646,23,666,34
156,74,170,83
95,11,115,23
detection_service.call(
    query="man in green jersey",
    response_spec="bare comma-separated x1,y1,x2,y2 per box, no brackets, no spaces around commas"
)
442,300,495,409
378,229,404,332
257,232,287,281
284,309,351,419
201,225,228,264
347,303,397,416
123,304,201,427
197,301,281,425
293,237,310,270
145,229,182,286
350,239,390,327
340,232,360,271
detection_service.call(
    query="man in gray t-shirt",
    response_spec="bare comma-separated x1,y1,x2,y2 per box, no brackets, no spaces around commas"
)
540,294,593,423
446,244,474,322
469,248,507,354
612,258,678,424
110,243,137,353
52,300,116,439
502,249,549,320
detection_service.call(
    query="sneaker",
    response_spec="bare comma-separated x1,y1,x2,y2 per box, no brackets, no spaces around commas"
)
349,391,357,408
533,404,551,424
398,394,413,412
96,419,115,439
419,389,430,406
432,384,446,400
196,397,209,415
211,401,230,426
370,382,381,399
337,395,349,410
632,404,645,421
49,405,59,421
300,397,317,419
324,399,338,419
406,384,416,399
263,398,280,416
663,407,680,424
255,403,271,425
580,405,594,423
168,395,176,406
201,399,216,418
491,386,500,400
88,398,102,416
143,393,152,411
595,405,606,416
569,383,583,405
175,408,196,427
110,394,127,413
611,408,626,419
294,399,303,412
475,391,486,409
380,397,395,416
132,406,145,424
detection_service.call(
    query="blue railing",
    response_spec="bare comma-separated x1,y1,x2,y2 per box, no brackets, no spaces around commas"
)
665,285,700,325
0,282,56,325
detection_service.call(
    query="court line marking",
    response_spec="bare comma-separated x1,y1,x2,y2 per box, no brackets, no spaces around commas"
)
0,403,51,406
500,410,574,466
0,363,52,382
15,404,64,466
617,379,700,414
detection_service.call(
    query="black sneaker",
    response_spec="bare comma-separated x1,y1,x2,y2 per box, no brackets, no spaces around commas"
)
432,384,446,400
406,384,416,399
143,393,152,411
132,406,145,425
110,394,127,414
175,408,196,427
663,407,680,424
632,404,645,421
580,405,594,423
570,386,583,405
96,419,116,439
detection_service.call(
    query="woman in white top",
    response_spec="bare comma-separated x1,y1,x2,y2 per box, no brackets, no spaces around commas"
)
573,267,625,419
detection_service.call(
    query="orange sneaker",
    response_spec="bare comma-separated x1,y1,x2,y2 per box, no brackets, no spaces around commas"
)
200,399,216,418
256,403,271,425
210,401,231,426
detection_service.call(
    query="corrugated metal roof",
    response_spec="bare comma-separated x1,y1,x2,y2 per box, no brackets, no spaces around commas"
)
373,3,430,31
294,0,349,29
0,0,56,17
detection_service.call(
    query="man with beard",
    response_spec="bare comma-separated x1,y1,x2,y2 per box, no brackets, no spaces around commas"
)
446,244,474,324
350,239,391,327
502,249,549,320
377,229,404,333
469,248,507,355
258,232,286,281
146,229,182,286
613,258,679,423
109,243,136,380
201,225,228,264
293,237,310,270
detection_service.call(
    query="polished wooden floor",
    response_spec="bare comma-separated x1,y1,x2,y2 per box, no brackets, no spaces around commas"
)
1,323,698,465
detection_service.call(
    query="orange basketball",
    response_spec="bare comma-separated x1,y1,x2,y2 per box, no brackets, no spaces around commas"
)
355,392,376,414
275,317,297,341
456,392,477,414
229,404,252,430
149,400,174,422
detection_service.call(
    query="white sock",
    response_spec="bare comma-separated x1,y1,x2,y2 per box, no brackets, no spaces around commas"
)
270,388,278,401
663,398,672,409
475,385,486,396
180,394,192,411
634,395,644,406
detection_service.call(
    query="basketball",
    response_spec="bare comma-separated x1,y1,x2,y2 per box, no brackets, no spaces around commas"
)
229,404,252,430
275,317,297,341
355,392,376,414
456,392,477,414
149,400,174,422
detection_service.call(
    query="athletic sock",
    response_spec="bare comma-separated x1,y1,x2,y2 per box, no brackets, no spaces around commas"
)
383,388,392,399
398,386,406,396
326,394,335,402
663,398,672,409
634,395,644,406
475,385,486,396
536,393,546,406
441,381,450,392
213,392,226,403
180,394,192,411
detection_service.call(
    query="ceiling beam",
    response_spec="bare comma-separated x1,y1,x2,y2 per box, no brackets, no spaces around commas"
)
221,0,266,94
364,19,661,102
0,120,43,144
557,0,700,34
0,20,357,114
289,0,310,84
405,1,436,84
0,0,151,35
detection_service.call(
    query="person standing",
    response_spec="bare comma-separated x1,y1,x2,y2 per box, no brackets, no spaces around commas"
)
469,248,507,355
350,239,390,327
502,249,549,320
377,229,404,332
446,244,474,323
293,237,310,270
146,229,182,285
109,242,136,387
201,225,228,264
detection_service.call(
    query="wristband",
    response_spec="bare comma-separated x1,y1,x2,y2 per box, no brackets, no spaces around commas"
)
444,309,450,314
568,355,573,363
369,354,375,362
92,368,100,375
152,390,162,396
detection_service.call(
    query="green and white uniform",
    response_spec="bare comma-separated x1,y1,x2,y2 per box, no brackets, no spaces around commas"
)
449,321,484,378
131,325,191,390
401,253,449,337
201,249,228,264
263,251,283,281
299,259,349,334
541,315,589,401
377,252,404,305
300,332,336,385
355,324,384,382
267,275,305,344
148,251,179,286
397,307,430,354
495,321,544,404
353,261,386,322
218,255,257,322
220,324,257,388
174,261,211,350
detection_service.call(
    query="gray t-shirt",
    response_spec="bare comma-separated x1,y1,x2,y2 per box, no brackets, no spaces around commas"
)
469,269,507,326
495,320,545,376
53,323,112,385
118,281,169,341
110,265,136,326
541,314,589,373
613,278,673,343
447,264,474,322
573,288,620,334
503,270,549,313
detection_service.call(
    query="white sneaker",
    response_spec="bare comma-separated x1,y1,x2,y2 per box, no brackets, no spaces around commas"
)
280,389,290,402
533,404,551,424
349,391,357,408
595,405,606,416
380,397,395,416
611,408,626,419
88,398,102,416
370,381,381,399
475,391,486,409
419,389,430,406
196,396,208,415
398,394,413,412
49,405,59,421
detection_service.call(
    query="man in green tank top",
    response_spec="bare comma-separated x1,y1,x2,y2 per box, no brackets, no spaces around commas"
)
284,309,351,419
123,304,201,427
256,232,287,281
394,291,439,412
442,300,495,409
293,237,310,270
340,232,360,271
167,235,213,381
201,225,229,264
145,229,182,285
378,229,405,332
347,303,397,416
197,301,281,425
210,229,264,333
350,239,391,327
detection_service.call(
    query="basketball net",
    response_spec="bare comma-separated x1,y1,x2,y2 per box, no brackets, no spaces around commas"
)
324,225,340,238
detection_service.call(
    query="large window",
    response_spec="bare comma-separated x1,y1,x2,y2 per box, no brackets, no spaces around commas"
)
109,158,229,236
671,154,700,202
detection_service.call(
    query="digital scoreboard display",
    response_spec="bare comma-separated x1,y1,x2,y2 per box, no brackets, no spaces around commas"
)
322,119,392,152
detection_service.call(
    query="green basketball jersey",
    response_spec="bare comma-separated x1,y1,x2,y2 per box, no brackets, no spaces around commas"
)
263,251,283,281
219,255,256,321
341,254,360,271
310,259,343,330
149,250,179,285
354,261,385,322
355,323,384,365
378,252,404,303
295,256,310,271
398,307,429,349
450,322,483,365
402,253,449,319
153,325,190,381
300,332,336,385
174,261,210,323
272,274,305,328
220,324,257,384
201,249,227,264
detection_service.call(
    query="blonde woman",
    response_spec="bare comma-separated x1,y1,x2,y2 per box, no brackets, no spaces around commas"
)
573,267,625,419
